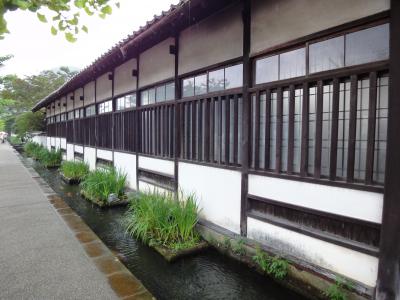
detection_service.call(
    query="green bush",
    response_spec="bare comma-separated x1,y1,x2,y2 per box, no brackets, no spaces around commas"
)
23,142,41,157
252,246,289,280
40,149,61,167
324,277,353,300
60,160,89,181
9,136,22,145
232,238,246,256
125,190,200,250
80,167,127,204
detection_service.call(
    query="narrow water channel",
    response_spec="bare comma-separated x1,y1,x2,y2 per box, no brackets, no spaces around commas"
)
23,155,306,300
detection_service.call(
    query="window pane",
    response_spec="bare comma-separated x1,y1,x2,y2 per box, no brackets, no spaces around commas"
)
183,78,194,97
148,88,156,104
225,64,243,89
354,78,370,181
345,23,389,66
126,94,136,108
208,69,225,92
269,91,277,169
373,74,388,184
156,85,166,102
141,90,149,105
194,74,207,95
255,55,279,84
281,90,290,172
337,81,350,178
309,36,344,73
308,86,317,174
322,83,333,177
165,82,175,100
280,48,306,80
293,88,303,173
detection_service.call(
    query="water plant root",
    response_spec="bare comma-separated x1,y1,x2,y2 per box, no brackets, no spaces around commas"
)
152,240,209,262
60,172,81,185
80,190,128,208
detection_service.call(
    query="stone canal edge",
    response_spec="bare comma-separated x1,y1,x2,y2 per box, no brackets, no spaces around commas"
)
20,154,154,300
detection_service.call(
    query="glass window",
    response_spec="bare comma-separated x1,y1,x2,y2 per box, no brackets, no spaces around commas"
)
309,36,344,73
156,85,166,102
346,23,389,66
194,74,207,95
183,78,195,97
68,111,74,120
208,68,225,92
165,82,175,100
255,55,279,84
280,48,306,80
98,100,112,114
141,90,149,106
225,64,243,89
148,88,156,104
116,94,136,110
85,105,96,117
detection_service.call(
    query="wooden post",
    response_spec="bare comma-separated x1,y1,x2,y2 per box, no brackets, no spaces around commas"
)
174,33,181,195
375,2,400,299
240,0,251,236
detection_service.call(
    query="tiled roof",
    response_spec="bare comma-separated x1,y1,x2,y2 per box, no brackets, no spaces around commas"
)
33,0,189,111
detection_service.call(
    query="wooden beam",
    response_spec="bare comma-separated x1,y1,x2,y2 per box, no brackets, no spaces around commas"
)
240,0,251,236
376,2,400,298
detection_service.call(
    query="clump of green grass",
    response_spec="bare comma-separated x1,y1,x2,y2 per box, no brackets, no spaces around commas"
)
125,190,200,250
60,160,89,181
24,142,42,157
324,276,353,300
9,136,22,145
252,246,289,280
232,238,246,256
23,142,61,167
80,167,127,205
40,149,62,167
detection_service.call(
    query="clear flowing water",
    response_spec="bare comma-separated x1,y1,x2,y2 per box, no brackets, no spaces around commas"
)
23,156,307,300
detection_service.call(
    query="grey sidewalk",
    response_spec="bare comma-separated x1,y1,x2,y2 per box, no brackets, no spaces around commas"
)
0,143,119,300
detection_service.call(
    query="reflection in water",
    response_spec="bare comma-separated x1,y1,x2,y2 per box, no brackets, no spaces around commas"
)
24,156,306,300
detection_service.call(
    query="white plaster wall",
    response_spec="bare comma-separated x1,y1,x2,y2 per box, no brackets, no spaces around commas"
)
55,138,61,150
60,138,66,149
96,149,113,161
66,93,74,111
84,147,96,170
114,151,137,190
54,99,61,115
114,58,137,96
248,175,383,224
32,135,47,147
60,96,67,113
46,137,51,150
179,3,243,75
247,217,378,287
96,72,112,102
51,137,55,147
138,180,169,194
66,144,74,161
138,156,174,175
74,145,83,154
74,88,84,108
139,37,175,88
84,81,95,105
178,162,242,234
251,0,390,55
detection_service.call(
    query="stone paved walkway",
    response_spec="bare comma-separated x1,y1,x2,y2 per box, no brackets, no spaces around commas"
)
0,143,149,299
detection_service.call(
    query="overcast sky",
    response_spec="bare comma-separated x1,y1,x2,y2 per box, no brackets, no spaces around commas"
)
0,0,179,77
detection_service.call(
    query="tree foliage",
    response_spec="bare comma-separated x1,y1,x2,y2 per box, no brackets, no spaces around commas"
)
0,54,13,67
14,111,45,136
0,66,77,134
0,0,119,41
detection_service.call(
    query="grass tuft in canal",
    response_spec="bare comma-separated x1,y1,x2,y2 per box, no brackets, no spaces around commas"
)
60,160,89,183
24,142,61,167
252,245,289,280
80,167,127,206
124,190,205,258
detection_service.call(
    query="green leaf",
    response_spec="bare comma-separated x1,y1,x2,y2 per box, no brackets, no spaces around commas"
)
81,25,88,33
74,0,86,9
36,13,47,23
51,26,57,36
65,32,77,43
101,5,112,15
